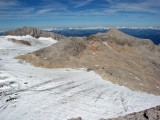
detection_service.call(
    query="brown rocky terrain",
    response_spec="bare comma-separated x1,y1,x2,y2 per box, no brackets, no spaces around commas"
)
4,26,65,40
16,28,160,95
102,105,160,120
9,38,31,46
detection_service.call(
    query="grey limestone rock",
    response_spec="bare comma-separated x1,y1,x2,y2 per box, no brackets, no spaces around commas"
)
4,26,65,40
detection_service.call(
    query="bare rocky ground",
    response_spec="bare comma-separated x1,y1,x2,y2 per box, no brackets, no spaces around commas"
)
17,28,160,95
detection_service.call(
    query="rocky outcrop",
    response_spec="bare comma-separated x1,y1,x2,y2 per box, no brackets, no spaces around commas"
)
102,105,160,120
68,117,82,120
17,28,160,95
9,38,31,46
4,26,65,40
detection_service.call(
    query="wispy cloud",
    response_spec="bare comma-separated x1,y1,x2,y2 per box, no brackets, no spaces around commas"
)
104,0,160,14
74,0,94,8
0,0,20,8
37,9,52,14
0,0,159,20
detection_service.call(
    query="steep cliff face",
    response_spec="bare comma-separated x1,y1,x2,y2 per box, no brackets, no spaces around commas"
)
17,28,160,95
4,26,65,40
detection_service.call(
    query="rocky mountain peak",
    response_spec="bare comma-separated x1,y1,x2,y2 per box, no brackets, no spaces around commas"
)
87,28,154,47
4,26,65,40
107,28,122,34
106,28,133,39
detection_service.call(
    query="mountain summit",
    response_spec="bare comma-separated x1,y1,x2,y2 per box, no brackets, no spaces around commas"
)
106,28,135,39
107,28,122,33
89,28,154,47
17,28,160,95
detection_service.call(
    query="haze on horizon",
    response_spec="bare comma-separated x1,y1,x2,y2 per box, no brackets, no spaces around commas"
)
0,0,160,30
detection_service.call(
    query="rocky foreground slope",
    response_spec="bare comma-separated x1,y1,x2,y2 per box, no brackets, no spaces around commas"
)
4,26,65,40
17,28,160,95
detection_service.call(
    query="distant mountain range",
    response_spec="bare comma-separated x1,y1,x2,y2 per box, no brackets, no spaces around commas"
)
46,27,160,45
0,31,4,35
41,26,160,31
1,26,160,45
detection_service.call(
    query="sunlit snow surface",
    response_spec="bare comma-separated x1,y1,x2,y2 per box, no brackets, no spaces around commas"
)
0,36,160,120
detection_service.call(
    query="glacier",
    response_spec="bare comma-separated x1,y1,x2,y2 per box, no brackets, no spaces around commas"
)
0,35,160,120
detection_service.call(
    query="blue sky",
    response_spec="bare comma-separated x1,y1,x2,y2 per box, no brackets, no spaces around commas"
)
0,0,160,30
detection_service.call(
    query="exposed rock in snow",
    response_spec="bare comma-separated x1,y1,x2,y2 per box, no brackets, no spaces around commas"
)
9,38,31,46
68,117,82,120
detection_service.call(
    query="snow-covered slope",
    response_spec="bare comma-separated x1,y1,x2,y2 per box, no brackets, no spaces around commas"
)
0,36,160,120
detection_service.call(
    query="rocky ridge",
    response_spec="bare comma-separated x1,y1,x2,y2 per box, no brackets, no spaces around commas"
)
17,28,160,95
4,26,65,40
